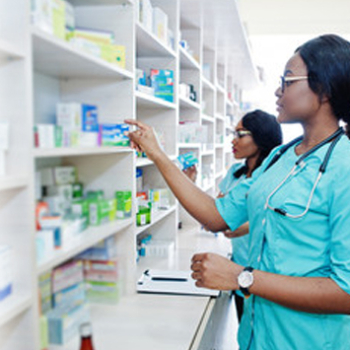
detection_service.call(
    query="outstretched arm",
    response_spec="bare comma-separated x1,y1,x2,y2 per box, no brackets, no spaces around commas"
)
125,119,228,232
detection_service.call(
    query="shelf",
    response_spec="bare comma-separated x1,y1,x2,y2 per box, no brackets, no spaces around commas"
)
136,158,153,167
37,218,133,275
136,91,176,109
136,22,176,58
0,38,25,59
215,114,225,121
135,205,176,236
32,27,133,80
0,293,32,328
201,150,214,156
179,96,200,110
178,143,201,149
179,46,200,70
215,144,224,148
201,114,215,123
202,76,215,91
216,171,224,179
216,84,225,95
0,176,28,192
33,146,132,158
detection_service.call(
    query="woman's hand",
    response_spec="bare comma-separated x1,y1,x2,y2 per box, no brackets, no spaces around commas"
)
183,165,198,183
223,222,250,238
190,252,243,290
124,119,164,162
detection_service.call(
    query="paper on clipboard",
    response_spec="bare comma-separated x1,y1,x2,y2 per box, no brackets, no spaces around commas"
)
137,269,220,297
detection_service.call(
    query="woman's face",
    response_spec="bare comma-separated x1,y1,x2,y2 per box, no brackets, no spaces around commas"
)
232,120,260,160
275,53,321,124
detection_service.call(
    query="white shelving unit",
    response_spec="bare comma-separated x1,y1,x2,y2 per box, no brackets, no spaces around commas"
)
0,0,258,348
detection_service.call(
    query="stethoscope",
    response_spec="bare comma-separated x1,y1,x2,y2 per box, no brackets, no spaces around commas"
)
264,127,345,218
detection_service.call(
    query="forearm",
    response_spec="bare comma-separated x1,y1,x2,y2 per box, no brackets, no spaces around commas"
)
153,151,227,231
250,270,350,314
191,253,350,314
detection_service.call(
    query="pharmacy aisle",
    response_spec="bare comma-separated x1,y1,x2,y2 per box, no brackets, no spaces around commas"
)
0,0,257,349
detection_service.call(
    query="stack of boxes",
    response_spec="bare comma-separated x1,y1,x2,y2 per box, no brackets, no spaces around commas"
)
45,261,90,345
69,28,126,68
136,68,174,103
137,0,174,50
0,246,12,303
35,165,132,264
31,0,126,68
38,235,120,346
135,168,171,227
34,102,130,149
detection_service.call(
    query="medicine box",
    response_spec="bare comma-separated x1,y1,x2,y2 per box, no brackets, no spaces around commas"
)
150,69,174,103
39,271,52,314
115,191,132,219
51,0,66,40
139,0,153,33
153,7,168,44
47,304,90,345
175,152,198,170
56,103,99,133
88,198,116,226
78,236,116,261
99,123,130,147
145,240,174,258
52,260,84,294
52,282,86,312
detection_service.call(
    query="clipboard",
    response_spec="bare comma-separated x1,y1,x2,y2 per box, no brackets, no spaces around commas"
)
137,269,220,297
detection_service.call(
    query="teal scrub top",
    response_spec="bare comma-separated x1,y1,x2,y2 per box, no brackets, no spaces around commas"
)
216,135,350,350
219,163,249,268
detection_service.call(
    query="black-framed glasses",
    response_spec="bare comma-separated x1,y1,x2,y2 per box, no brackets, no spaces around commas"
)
232,130,252,139
280,75,308,93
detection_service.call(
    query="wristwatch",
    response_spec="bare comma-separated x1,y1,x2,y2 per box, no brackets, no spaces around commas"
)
237,266,254,297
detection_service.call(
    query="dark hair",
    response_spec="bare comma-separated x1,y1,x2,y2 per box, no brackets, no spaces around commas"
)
295,34,350,130
234,109,283,178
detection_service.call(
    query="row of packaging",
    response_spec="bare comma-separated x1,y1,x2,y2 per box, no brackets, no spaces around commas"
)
178,121,210,144
39,236,119,346
31,0,126,68
136,68,175,103
35,165,132,263
34,102,130,149
136,0,175,50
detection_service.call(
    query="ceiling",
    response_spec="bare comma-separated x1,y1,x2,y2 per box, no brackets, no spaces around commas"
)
237,0,350,36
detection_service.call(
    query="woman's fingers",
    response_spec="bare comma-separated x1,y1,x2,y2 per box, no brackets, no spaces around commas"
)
124,119,150,131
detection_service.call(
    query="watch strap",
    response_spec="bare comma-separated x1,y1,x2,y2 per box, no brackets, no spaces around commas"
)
240,266,254,297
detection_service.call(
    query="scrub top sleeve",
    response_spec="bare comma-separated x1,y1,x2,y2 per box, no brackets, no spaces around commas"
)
329,167,350,294
215,177,253,231
218,164,241,194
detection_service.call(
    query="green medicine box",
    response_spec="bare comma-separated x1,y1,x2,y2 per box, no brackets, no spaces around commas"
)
89,199,115,226
115,191,132,219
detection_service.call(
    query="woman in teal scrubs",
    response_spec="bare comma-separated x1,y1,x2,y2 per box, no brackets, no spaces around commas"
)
217,110,282,321
126,34,350,349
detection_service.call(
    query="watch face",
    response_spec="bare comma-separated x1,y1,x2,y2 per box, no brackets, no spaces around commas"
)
238,271,254,288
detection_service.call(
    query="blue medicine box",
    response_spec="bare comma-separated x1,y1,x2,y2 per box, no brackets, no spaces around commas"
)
150,69,174,103
82,105,99,132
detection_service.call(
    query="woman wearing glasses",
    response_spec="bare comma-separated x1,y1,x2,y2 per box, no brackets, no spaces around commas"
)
126,34,350,350
217,110,282,321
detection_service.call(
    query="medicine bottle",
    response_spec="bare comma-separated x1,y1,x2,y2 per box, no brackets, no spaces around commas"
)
79,322,95,350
